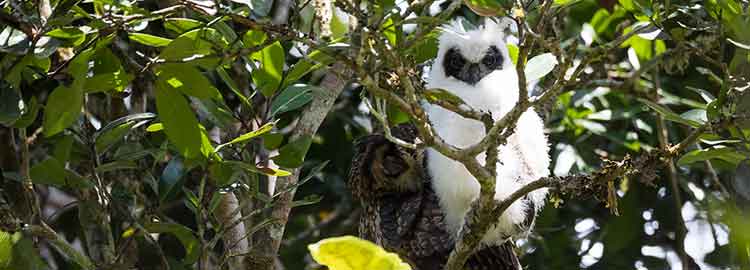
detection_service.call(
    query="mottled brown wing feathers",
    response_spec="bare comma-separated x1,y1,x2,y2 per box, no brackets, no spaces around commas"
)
349,124,520,270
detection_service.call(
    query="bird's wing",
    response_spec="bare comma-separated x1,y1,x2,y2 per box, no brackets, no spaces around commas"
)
465,242,521,270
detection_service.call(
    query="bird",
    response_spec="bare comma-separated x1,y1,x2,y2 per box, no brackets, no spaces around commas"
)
348,124,521,270
424,18,551,246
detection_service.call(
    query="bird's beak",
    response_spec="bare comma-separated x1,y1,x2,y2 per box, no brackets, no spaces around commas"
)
466,64,481,85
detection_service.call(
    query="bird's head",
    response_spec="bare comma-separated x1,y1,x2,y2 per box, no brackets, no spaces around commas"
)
432,18,515,86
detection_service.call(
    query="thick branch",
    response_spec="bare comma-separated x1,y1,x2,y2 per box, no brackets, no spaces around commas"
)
255,62,351,269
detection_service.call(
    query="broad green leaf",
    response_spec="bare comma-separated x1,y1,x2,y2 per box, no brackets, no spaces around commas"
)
250,41,285,97
215,122,275,152
30,158,91,188
411,31,439,64
525,53,558,83
243,29,268,48
159,157,186,202
164,18,203,34
87,48,131,93
464,0,509,16
84,71,133,93
160,28,227,63
155,80,203,159
156,63,222,100
637,98,702,127
677,147,746,166
46,27,85,46
129,33,172,47
43,85,83,136
308,236,412,270
209,161,236,187
282,50,335,88
272,135,313,168
144,222,200,264
53,135,74,163
271,84,315,117
262,133,284,150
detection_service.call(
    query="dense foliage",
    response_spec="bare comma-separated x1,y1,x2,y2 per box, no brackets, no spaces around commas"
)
0,0,748,269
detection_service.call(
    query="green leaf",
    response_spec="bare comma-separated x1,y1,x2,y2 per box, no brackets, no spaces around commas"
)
525,53,558,83
53,135,75,163
156,63,222,100
679,109,708,125
43,85,83,137
128,33,172,47
637,98,702,127
46,27,85,46
209,161,236,187
146,123,164,132
30,158,92,189
282,49,335,88
411,31,439,64
271,84,315,117
155,80,203,159
215,122,275,152
262,133,284,150
464,0,509,16
144,222,200,265
86,48,131,93
251,41,285,97
160,28,227,63
308,236,412,270
164,18,203,34
95,113,156,154
272,135,313,168
678,147,746,166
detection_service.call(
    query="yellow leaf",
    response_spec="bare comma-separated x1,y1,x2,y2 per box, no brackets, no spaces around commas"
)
308,236,412,270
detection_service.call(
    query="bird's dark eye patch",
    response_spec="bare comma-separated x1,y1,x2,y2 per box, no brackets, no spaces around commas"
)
482,46,503,70
443,48,466,78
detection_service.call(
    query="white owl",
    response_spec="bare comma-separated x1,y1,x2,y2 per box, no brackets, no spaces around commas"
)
424,18,551,245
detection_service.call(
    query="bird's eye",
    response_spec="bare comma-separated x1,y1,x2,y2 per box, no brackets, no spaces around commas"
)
482,46,503,69
446,49,465,69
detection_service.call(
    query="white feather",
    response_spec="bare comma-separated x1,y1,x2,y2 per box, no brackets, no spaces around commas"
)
424,18,551,245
